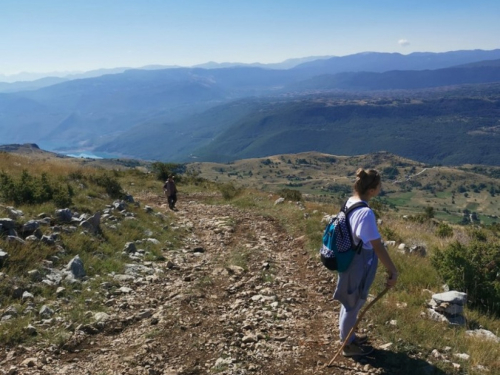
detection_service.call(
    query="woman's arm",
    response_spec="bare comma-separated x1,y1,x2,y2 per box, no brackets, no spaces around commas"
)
370,238,398,288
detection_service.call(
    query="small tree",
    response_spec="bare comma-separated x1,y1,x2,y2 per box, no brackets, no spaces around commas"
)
432,241,500,315
277,188,302,202
150,162,186,182
424,206,435,219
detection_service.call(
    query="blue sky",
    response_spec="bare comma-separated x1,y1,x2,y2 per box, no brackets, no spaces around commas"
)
1,0,499,75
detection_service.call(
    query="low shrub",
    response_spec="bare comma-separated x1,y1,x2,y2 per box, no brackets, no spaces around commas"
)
89,173,124,199
150,162,185,182
435,222,453,238
431,240,500,315
277,188,302,202
0,170,73,207
219,182,240,200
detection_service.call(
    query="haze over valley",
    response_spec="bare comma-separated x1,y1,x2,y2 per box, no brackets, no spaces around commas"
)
2,49,500,166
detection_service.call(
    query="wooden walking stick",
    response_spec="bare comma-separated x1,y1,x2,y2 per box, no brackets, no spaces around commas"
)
326,286,390,368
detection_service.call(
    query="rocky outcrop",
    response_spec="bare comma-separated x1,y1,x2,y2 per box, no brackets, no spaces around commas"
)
427,291,467,326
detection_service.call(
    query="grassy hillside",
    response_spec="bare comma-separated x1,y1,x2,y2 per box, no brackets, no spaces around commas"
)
0,149,499,374
188,151,500,225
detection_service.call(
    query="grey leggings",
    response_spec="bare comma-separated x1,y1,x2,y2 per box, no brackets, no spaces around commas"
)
339,297,367,344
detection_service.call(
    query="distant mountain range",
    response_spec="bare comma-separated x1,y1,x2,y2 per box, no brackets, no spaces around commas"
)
1,49,500,165
0,56,331,89
292,49,500,74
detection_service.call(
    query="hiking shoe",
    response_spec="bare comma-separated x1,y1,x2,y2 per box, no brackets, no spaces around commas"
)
342,343,374,357
352,333,368,345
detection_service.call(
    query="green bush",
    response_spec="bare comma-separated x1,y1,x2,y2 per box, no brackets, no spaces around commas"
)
218,182,240,200
0,170,73,206
277,188,302,202
435,223,453,238
380,226,402,243
53,184,74,208
150,162,185,182
89,174,124,199
432,241,500,315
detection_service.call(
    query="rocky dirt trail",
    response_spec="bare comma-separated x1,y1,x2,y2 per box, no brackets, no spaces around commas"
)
4,192,401,375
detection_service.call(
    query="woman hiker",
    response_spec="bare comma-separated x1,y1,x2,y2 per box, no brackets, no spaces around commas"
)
163,175,178,210
334,168,398,357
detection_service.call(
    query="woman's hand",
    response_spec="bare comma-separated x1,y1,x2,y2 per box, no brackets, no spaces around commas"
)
386,270,398,288
370,238,399,288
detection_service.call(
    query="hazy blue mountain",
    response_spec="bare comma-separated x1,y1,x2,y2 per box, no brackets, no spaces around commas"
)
455,59,500,68
94,98,265,160
0,66,298,147
0,56,328,84
293,49,500,75
0,71,76,83
0,77,68,93
2,49,500,158
94,82,500,166
187,90,500,165
288,65,500,91
0,69,232,146
193,56,334,70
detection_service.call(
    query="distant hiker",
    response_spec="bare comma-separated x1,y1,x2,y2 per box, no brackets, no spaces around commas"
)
334,168,398,357
163,175,178,210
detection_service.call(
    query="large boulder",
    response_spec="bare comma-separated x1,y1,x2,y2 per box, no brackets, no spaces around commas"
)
22,220,40,233
66,255,86,279
0,249,8,267
432,291,467,305
427,291,467,326
6,207,23,219
79,212,101,234
55,209,72,223
0,218,15,232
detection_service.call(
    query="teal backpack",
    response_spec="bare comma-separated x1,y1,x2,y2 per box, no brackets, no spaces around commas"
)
320,201,368,272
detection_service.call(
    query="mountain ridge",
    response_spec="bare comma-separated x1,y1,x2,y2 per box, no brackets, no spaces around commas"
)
2,49,500,163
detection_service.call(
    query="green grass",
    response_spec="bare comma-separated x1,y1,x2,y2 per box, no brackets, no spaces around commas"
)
384,191,416,206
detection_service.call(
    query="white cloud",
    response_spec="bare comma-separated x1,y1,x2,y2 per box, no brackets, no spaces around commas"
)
398,39,410,47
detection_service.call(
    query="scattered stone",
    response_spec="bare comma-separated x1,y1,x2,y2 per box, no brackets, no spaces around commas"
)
124,242,137,253
454,353,470,361
22,291,35,301
66,255,86,279
0,218,15,230
22,220,40,233
379,342,393,350
427,291,467,326
79,212,101,234
55,208,72,222
94,312,112,323
0,249,9,266
21,358,37,367
433,291,467,305
242,335,258,343
274,198,285,205
409,245,426,257
39,305,55,318
465,329,500,343
146,238,160,245
24,324,37,335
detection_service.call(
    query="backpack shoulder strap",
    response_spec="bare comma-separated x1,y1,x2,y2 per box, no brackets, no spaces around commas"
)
343,201,369,250
343,201,369,217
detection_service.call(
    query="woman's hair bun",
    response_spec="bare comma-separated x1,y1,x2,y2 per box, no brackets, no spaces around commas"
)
353,168,381,195
356,168,367,178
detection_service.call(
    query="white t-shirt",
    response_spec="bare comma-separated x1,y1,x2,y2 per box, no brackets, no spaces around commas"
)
345,197,380,250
